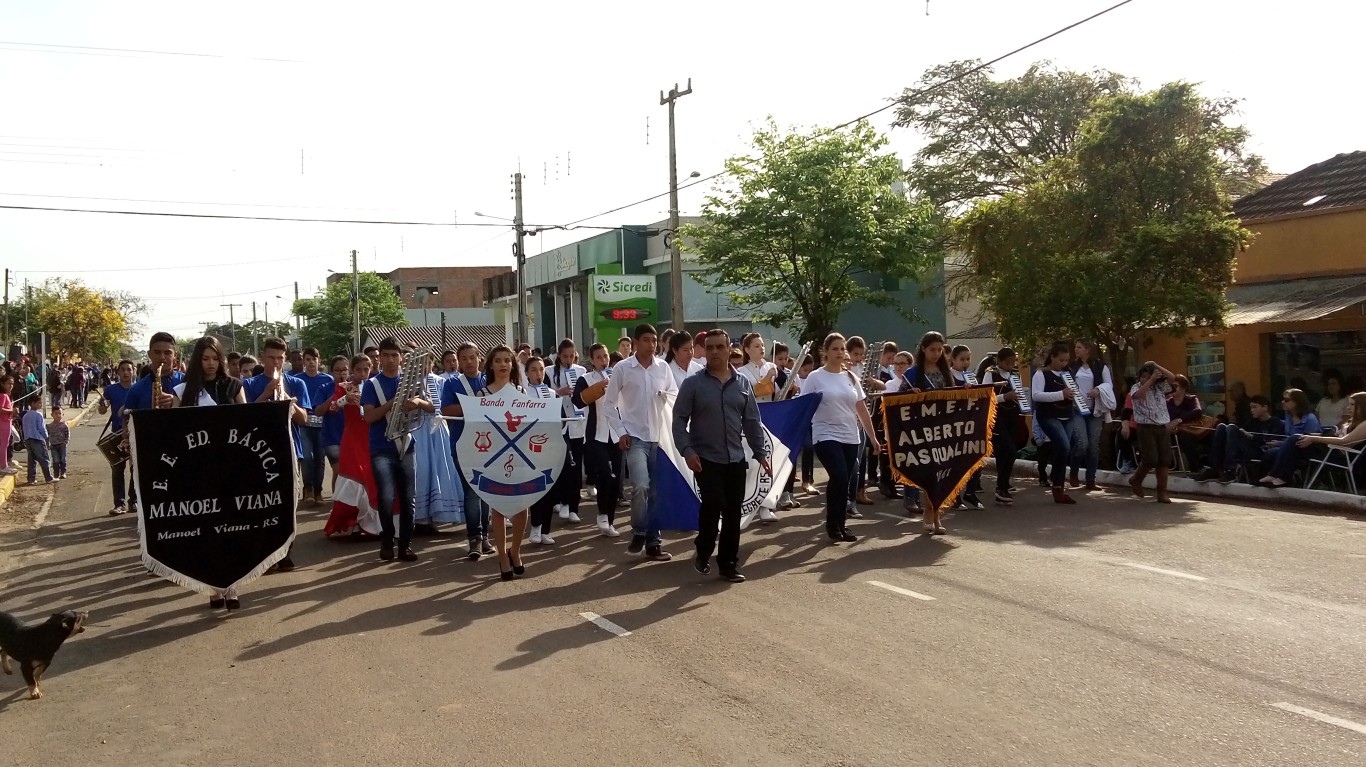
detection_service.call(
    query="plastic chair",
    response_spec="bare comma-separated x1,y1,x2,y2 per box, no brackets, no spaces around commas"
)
1304,443,1365,495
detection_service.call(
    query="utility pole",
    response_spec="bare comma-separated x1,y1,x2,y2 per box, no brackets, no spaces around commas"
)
220,303,241,353
661,78,692,331
251,302,259,355
351,249,361,355
3,268,9,353
294,281,301,333
512,172,527,346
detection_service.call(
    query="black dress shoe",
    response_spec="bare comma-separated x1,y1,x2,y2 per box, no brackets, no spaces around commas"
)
276,556,296,572
694,555,711,575
880,486,901,499
209,597,225,610
225,598,241,611
380,540,395,561
827,528,842,542
398,548,418,562
840,529,858,542
510,554,526,576
721,571,746,583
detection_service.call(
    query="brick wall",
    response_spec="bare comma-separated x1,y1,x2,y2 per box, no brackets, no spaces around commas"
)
384,265,512,309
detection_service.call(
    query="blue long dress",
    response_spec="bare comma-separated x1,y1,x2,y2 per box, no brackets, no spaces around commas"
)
414,373,465,525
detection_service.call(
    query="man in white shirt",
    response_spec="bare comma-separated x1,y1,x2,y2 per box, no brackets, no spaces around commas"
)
604,323,678,561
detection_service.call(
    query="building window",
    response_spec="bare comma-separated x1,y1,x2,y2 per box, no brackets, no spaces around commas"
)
1267,329,1366,407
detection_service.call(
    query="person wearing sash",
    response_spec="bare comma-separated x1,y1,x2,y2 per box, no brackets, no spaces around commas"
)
244,337,312,572
572,344,623,538
978,348,1025,505
440,342,493,560
98,360,136,514
476,346,533,579
549,340,587,525
899,332,955,529
736,333,780,522
412,355,463,533
323,355,383,537
120,332,185,525
360,337,428,563
674,328,769,583
525,357,562,545
603,324,677,561
1032,341,1084,505
1068,340,1114,492
844,336,881,508
296,347,335,506
666,331,702,388
170,336,247,610
318,355,351,496
801,333,880,543
946,344,987,510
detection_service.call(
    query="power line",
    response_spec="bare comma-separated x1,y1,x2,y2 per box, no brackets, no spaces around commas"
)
0,204,517,228
0,40,301,63
13,253,336,274
139,283,298,300
0,191,398,213
563,0,1138,227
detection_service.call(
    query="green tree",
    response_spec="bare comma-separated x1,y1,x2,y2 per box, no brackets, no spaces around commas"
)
33,280,130,362
955,82,1255,369
202,321,293,355
680,119,940,343
293,273,407,356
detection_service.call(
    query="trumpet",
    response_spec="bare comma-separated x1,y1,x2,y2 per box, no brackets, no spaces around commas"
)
151,364,165,409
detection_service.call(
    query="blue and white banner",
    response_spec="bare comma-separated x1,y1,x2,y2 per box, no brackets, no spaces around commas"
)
655,393,823,532
455,392,567,516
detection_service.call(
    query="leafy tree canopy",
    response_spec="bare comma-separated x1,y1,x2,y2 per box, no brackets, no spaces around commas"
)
681,119,940,343
293,272,407,357
6,278,143,362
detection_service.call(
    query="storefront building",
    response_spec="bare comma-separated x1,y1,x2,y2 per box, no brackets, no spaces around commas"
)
1143,151,1366,416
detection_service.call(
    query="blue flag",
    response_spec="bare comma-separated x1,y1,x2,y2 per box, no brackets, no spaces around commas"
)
655,393,823,532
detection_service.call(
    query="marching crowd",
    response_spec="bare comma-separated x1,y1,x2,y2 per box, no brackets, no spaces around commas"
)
52,322,1366,611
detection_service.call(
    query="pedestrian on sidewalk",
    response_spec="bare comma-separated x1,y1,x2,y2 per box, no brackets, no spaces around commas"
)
0,374,16,476
48,406,70,479
1128,361,1177,503
674,328,770,583
22,404,54,485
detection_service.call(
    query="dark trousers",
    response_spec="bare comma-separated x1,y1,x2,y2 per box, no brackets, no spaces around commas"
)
558,437,584,514
1209,423,1262,472
802,442,814,483
815,440,859,532
695,459,747,573
586,439,622,523
992,429,1018,495
371,444,415,544
530,493,556,535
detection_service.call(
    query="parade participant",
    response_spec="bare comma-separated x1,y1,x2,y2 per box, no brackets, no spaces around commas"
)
1068,340,1115,492
549,339,587,524
1258,388,1323,488
572,344,623,538
244,338,311,571
226,351,243,379
440,342,493,560
360,338,427,563
98,360,136,512
674,329,769,583
737,333,779,404
1033,342,1084,504
172,337,245,407
318,355,351,493
947,344,986,510
412,354,463,533
666,331,702,388
899,332,956,525
802,333,880,542
845,336,882,508
0,375,14,476
440,349,459,377
323,355,381,537
980,348,1024,505
525,357,562,545
616,336,634,361
772,341,801,511
363,345,380,374
476,346,532,579
604,323,677,561
123,332,182,415
795,354,818,495
1127,361,1177,503
296,348,336,506
691,330,707,363
237,355,261,378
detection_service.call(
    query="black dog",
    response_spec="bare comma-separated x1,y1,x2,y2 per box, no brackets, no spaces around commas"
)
0,609,88,699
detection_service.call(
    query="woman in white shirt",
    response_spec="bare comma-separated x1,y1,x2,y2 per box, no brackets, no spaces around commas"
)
571,344,623,538
738,332,779,403
1315,371,1351,434
1068,340,1115,491
524,357,564,545
801,333,880,544
666,331,703,388
548,339,588,523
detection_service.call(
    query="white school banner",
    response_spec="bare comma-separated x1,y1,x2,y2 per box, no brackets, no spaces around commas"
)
455,392,568,515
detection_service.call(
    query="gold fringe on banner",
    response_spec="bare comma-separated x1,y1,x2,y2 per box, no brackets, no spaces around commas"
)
878,386,998,509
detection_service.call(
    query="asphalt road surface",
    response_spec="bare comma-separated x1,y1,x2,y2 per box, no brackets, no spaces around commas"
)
1,417,1363,766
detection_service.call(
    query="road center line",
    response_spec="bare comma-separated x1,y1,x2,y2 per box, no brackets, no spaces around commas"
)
579,612,632,637
1271,702,1366,736
1119,563,1207,581
866,580,936,601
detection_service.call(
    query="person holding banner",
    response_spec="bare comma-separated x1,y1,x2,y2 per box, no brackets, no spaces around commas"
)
475,345,533,579
1032,341,1084,505
674,329,770,583
605,324,678,561
324,355,384,537
360,338,426,564
802,333,880,543
573,343,624,538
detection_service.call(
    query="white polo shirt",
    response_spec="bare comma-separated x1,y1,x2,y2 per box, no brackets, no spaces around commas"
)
604,353,678,442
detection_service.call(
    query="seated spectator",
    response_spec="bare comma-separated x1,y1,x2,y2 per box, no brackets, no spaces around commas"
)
1259,388,1323,488
1314,370,1351,435
1297,391,1366,451
1167,374,1205,469
1193,395,1285,484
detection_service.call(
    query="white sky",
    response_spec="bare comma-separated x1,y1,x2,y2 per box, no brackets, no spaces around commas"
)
0,0,1359,343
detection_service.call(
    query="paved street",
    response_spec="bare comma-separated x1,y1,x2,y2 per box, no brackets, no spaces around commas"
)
1,416,1363,766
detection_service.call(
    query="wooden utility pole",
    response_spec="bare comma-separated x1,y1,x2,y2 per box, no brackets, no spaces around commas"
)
220,303,242,353
661,78,693,331
512,172,527,345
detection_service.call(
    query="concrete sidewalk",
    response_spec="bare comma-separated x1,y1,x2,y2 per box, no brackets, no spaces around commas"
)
0,399,99,509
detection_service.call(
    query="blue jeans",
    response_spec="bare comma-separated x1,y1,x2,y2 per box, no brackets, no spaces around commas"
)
1035,414,1079,488
1068,416,1102,484
371,445,416,543
814,440,859,532
26,439,52,483
323,443,341,466
624,438,662,546
299,426,326,490
50,443,67,476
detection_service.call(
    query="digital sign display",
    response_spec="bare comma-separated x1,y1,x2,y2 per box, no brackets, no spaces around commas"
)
601,308,651,321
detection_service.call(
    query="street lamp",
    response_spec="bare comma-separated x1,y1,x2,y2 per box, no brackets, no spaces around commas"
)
415,286,439,326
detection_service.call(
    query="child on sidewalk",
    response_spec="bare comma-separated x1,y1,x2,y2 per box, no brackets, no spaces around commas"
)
21,405,54,485
49,406,70,479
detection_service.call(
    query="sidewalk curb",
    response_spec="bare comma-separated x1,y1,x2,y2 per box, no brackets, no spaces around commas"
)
988,458,1366,514
0,400,97,510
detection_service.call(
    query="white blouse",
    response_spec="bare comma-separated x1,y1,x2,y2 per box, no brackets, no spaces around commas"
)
738,360,779,402
801,367,866,444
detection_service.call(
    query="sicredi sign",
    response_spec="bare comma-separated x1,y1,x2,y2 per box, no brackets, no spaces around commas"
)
593,276,657,301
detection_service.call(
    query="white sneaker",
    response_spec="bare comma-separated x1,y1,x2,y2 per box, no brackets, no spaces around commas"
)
567,511,581,523
539,534,556,544
529,530,542,544
556,504,570,520
589,486,598,499
759,507,777,523
504,516,513,528
597,515,619,537
778,492,794,509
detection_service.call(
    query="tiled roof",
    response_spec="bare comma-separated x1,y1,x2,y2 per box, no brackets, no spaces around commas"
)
1225,275,1366,325
1234,151,1366,221
363,325,509,353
